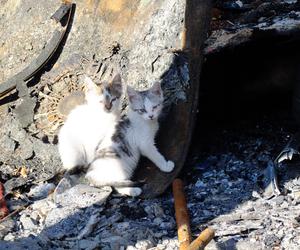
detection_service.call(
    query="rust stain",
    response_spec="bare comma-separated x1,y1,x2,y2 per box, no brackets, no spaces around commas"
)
86,0,99,13
77,0,160,48
102,0,125,12
83,0,143,32
97,0,140,30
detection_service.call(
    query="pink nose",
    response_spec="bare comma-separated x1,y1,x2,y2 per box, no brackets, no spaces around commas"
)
105,103,112,110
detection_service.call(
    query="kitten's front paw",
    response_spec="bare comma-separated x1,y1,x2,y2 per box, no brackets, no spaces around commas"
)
160,160,175,172
130,187,142,197
116,187,142,197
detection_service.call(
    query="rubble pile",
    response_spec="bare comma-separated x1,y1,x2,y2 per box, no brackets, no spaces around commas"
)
185,112,300,249
1,109,300,249
205,0,300,54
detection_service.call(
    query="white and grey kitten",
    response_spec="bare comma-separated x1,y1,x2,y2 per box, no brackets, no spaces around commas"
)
86,82,175,197
58,74,123,171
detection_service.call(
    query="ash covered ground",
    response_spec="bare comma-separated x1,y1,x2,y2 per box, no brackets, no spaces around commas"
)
1,91,300,250
186,105,300,250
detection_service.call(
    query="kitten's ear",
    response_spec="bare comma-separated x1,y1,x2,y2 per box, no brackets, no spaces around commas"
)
111,74,123,93
150,81,163,96
84,75,97,94
127,86,140,103
112,74,122,85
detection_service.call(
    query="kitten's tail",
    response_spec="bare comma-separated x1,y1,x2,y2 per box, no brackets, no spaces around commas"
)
91,180,144,188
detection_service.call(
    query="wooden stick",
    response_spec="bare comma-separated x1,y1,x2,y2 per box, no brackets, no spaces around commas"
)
188,228,215,250
173,179,192,250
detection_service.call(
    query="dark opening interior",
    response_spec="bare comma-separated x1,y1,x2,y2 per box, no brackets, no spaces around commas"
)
186,37,300,177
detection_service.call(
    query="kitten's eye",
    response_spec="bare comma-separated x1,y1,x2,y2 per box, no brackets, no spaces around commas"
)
135,108,146,114
111,97,117,103
152,104,159,110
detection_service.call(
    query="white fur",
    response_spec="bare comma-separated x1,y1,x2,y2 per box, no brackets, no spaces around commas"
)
58,104,120,170
86,85,175,197
58,76,121,170
59,80,174,197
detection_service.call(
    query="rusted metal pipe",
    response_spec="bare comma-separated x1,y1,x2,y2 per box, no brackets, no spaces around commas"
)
188,228,215,250
173,178,215,250
173,178,192,250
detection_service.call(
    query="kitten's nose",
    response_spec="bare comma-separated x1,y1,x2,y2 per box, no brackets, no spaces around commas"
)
105,103,112,110
149,115,154,119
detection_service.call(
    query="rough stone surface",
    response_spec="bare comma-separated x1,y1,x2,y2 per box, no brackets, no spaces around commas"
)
1,1,300,250
0,0,189,199
53,184,112,208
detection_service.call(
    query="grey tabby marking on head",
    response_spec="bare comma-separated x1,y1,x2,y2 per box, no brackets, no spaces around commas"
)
93,74,123,112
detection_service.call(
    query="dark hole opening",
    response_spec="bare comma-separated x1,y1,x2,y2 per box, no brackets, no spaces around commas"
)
187,37,300,179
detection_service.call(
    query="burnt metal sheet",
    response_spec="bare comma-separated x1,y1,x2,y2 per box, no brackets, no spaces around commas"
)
134,0,213,198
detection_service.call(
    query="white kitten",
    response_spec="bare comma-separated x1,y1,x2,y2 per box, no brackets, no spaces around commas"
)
58,74,123,171
86,82,175,197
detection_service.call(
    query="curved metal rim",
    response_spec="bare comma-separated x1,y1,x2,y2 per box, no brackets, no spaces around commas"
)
0,1,73,99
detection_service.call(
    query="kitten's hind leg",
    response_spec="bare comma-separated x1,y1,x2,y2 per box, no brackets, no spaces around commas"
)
86,159,129,185
86,158,142,197
58,137,84,171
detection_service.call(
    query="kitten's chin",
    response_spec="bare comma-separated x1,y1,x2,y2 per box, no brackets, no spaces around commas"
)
105,106,119,113
143,115,158,121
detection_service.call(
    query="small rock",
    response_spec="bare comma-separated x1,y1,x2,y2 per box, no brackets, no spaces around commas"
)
78,239,99,250
252,191,262,199
9,124,27,141
160,222,174,230
277,229,285,239
101,236,129,246
195,180,207,188
217,238,237,250
115,222,130,232
235,240,263,250
20,214,36,230
153,203,165,217
273,195,285,206
54,184,112,208
3,233,15,241
28,183,56,200
24,42,33,51
15,138,34,160
126,246,137,250
264,234,281,248
153,217,163,225
291,190,300,201
0,217,15,240
135,239,154,250
280,201,289,209
0,134,15,161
